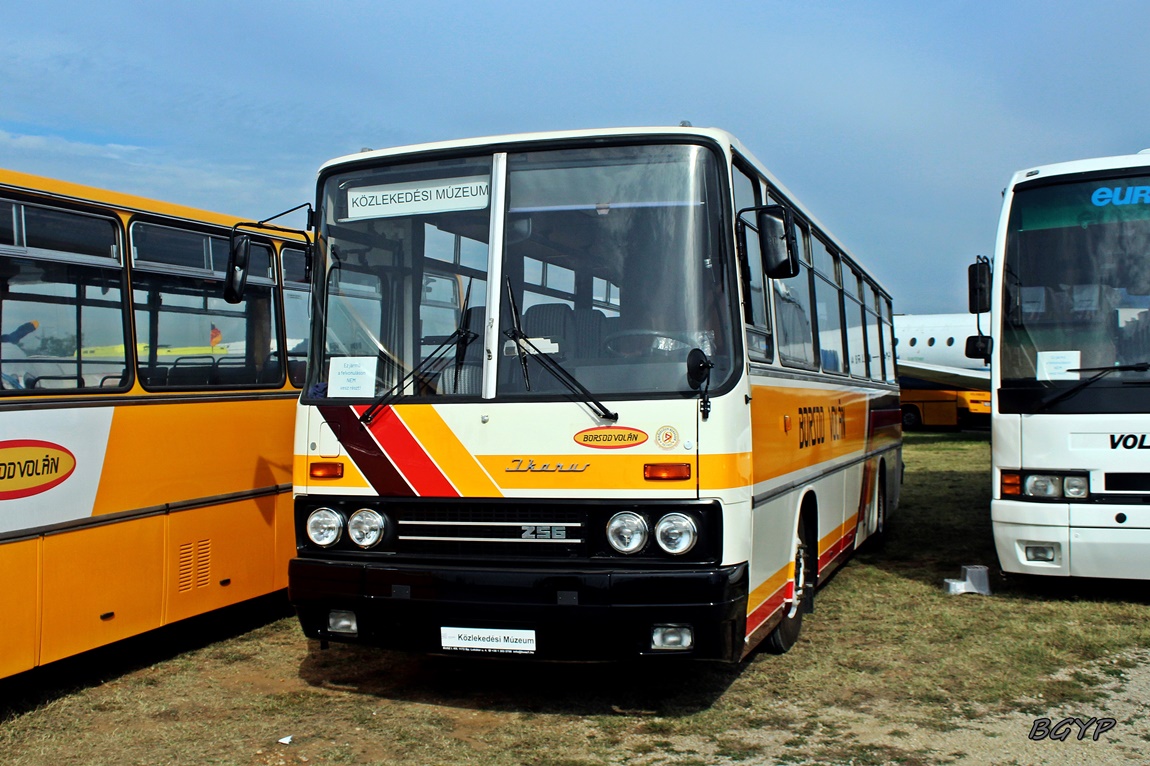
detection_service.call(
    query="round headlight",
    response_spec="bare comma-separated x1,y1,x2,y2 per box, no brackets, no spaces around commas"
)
655,513,697,554
606,512,648,554
348,508,386,548
306,508,343,547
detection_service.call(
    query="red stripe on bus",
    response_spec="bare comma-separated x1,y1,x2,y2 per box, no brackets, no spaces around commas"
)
366,407,459,498
319,406,416,497
745,581,789,638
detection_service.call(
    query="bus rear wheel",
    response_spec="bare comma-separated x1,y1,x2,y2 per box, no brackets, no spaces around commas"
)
763,519,813,654
901,406,921,429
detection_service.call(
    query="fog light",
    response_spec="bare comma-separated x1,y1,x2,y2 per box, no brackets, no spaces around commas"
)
651,624,694,651
328,609,358,635
1025,545,1057,563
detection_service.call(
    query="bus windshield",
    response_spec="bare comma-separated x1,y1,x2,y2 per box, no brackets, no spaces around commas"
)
1001,175,1150,402
312,143,734,401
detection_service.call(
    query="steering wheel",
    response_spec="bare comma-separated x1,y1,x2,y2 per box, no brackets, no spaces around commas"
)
603,329,694,357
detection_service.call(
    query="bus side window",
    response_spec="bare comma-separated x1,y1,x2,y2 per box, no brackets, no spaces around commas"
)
843,267,867,377
0,200,127,394
775,220,816,369
131,222,280,390
281,246,311,388
812,237,846,374
733,161,772,362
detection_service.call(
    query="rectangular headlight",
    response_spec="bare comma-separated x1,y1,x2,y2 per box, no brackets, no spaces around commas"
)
1063,475,1089,498
1024,475,1062,498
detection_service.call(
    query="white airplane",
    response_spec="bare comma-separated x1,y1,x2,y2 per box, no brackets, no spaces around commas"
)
894,312,991,390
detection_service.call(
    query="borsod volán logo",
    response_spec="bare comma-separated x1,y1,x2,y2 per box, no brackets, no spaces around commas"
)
0,440,77,500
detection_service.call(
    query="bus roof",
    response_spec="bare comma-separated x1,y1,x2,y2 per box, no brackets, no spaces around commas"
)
1009,150,1150,187
0,166,305,242
319,126,891,299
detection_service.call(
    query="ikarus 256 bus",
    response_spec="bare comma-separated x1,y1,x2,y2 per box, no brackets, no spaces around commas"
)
238,127,902,661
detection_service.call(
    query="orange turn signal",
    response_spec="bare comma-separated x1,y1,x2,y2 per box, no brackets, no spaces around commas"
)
644,463,691,481
1001,471,1021,496
310,461,345,479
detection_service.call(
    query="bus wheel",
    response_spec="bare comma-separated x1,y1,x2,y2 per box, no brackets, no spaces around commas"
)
763,519,813,654
865,478,888,551
901,406,921,430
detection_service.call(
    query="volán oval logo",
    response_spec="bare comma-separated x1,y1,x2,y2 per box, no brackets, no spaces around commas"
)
574,426,648,449
0,440,77,500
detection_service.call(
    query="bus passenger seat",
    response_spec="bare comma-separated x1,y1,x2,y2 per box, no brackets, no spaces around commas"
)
437,363,482,395
523,303,573,357
573,309,605,359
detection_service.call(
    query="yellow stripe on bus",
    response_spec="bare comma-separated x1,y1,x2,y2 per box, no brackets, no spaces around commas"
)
393,405,503,497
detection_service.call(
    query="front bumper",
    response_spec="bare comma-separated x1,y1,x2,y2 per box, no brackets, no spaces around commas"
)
289,558,749,661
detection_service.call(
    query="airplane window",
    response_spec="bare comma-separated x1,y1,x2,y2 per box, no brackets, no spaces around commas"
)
928,337,935,346
909,337,917,347
947,337,955,346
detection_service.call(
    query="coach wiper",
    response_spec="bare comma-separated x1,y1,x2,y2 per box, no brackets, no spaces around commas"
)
1035,362,1150,412
361,280,479,425
503,278,618,422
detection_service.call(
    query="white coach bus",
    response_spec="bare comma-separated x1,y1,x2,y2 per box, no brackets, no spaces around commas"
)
240,127,902,661
969,150,1150,579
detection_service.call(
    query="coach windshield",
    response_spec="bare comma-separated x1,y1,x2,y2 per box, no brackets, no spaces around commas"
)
310,142,734,402
999,175,1150,413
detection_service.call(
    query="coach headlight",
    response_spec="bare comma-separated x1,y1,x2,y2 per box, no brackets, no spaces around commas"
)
1024,475,1063,498
655,513,697,554
348,508,386,548
607,512,648,554
1063,476,1089,499
306,508,343,547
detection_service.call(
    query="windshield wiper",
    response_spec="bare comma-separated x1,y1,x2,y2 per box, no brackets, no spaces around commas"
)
361,280,479,424
1034,362,1150,412
503,278,618,422
504,278,531,392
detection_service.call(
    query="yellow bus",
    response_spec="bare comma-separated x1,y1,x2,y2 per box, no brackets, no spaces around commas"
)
0,168,308,678
260,128,901,661
898,382,990,429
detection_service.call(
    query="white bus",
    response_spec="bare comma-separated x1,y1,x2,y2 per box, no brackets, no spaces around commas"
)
969,150,1150,579
255,127,902,661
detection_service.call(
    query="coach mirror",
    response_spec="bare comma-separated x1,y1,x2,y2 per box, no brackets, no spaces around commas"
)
759,206,799,279
968,256,991,314
737,204,799,281
224,230,251,304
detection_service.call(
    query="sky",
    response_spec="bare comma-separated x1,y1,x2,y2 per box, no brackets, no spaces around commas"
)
4,0,1150,314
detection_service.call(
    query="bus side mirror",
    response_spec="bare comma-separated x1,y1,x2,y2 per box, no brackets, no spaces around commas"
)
968,257,991,314
758,206,799,279
224,232,251,304
965,334,992,362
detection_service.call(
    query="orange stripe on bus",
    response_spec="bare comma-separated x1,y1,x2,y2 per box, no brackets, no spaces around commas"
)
749,385,870,484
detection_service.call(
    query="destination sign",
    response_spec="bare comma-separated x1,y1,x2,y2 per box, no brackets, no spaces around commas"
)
346,175,490,220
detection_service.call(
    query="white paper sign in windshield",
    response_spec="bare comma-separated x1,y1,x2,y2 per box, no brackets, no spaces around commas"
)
346,176,490,221
327,356,378,397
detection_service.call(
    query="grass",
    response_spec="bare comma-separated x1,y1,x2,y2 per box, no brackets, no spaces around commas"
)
2,430,1149,765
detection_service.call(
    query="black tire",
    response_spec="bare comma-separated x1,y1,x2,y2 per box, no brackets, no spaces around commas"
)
763,518,813,654
901,406,921,430
865,478,888,552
